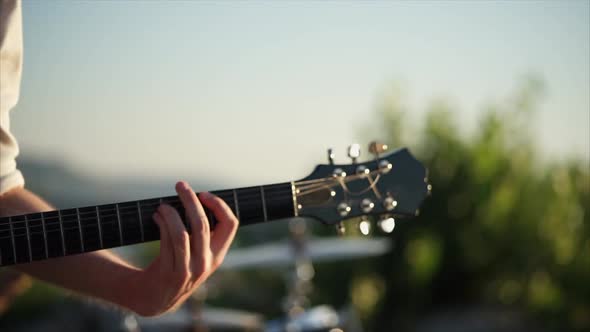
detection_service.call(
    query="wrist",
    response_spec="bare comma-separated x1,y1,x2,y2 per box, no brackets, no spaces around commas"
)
111,267,152,315
116,268,170,317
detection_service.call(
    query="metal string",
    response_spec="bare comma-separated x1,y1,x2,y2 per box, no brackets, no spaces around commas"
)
2,169,386,252
295,169,382,196
0,189,294,239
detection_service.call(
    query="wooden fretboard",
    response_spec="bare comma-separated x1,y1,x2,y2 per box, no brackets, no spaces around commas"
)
0,182,296,267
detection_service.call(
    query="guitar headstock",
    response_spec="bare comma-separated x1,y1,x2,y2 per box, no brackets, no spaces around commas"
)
294,142,430,233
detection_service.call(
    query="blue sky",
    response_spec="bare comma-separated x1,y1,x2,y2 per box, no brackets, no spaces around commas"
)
11,1,589,187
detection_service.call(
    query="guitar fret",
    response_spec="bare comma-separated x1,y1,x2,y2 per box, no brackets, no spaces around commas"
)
115,203,123,245
8,217,16,262
137,201,145,242
76,208,85,252
260,186,268,222
258,183,296,221
41,213,49,259
24,215,32,262
233,189,240,220
235,187,266,225
0,181,300,268
58,210,67,255
96,206,104,249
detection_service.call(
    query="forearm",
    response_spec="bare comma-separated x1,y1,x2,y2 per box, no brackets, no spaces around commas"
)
0,187,142,312
16,249,142,310
0,182,238,317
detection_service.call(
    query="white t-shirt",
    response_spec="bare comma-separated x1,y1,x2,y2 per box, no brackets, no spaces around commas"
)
0,0,25,195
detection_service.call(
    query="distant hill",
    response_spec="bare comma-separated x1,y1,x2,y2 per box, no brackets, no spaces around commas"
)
17,157,218,209
16,156,298,247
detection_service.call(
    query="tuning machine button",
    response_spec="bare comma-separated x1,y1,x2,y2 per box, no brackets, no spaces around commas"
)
383,196,397,211
359,216,371,236
347,143,361,164
378,160,392,174
360,198,374,213
369,141,389,159
337,202,351,217
378,215,395,233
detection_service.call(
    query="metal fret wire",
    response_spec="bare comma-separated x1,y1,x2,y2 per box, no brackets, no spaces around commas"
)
0,192,294,239
1,172,373,233
0,186,293,232
0,185,294,257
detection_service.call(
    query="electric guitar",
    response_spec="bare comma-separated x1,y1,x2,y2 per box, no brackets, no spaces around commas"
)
0,143,430,267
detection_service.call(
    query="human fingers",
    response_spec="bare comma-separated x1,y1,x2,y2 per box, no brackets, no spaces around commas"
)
198,192,239,268
152,211,174,272
175,181,211,272
157,204,191,274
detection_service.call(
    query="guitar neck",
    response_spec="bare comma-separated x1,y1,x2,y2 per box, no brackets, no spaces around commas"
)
0,182,296,267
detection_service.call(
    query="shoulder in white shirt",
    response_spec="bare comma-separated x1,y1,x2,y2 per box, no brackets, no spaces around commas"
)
0,0,25,195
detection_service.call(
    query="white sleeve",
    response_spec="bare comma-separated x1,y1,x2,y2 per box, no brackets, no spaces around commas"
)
0,0,25,195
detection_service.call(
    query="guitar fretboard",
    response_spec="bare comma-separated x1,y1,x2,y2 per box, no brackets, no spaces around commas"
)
0,182,295,267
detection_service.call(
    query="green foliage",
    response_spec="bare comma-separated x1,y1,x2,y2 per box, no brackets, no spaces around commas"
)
364,78,589,331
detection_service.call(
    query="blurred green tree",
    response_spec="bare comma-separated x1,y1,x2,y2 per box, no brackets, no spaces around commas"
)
353,77,590,331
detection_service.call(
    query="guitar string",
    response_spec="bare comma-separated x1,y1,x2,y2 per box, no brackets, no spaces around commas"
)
0,188,294,229
0,188,297,258
0,189,292,239
3,166,382,228
2,194,294,257
1,170,385,245
291,178,336,185
4,178,393,261
294,169,382,189
4,193,387,258
295,170,382,195
2,170,382,235
0,194,295,240
291,167,380,186
339,174,382,196
294,181,337,191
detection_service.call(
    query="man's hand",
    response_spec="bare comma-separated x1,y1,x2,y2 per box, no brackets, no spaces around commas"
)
122,181,239,316
4,181,238,317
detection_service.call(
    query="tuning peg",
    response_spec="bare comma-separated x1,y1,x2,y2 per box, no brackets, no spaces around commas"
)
327,148,335,165
336,202,351,216
347,143,361,164
378,215,395,233
378,160,393,174
382,196,398,211
359,216,371,236
360,198,375,213
335,222,346,236
368,141,388,159
332,168,347,178
356,165,370,177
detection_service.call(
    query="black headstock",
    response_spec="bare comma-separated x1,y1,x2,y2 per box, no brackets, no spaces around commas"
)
294,144,430,230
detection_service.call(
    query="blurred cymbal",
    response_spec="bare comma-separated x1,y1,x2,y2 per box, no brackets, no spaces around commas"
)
137,306,263,331
265,305,341,332
220,237,391,270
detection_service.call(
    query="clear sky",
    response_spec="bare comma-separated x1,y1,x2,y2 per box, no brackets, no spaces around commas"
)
11,1,590,187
